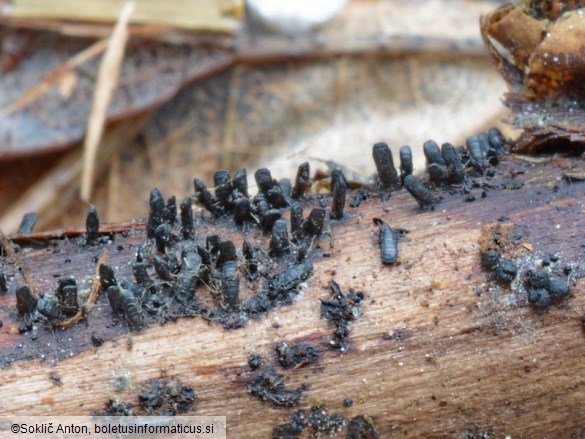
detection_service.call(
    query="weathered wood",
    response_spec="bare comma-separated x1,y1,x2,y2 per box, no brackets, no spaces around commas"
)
1,156,584,438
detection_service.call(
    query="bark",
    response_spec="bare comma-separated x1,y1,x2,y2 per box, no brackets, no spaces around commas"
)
1,156,584,438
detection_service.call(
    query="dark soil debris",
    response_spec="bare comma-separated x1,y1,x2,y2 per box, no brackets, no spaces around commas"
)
346,415,380,439
248,354,263,370
249,367,303,408
272,406,347,439
98,377,196,416
274,342,320,369
91,333,104,347
99,399,134,416
49,372,62,386
321,281,364,352
348,189,369,208
138,378,197,415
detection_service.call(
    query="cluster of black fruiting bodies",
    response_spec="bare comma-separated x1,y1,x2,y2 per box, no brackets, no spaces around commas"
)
372,127,508,208
481,248,573,309
100,176,321,330
10,127,509,333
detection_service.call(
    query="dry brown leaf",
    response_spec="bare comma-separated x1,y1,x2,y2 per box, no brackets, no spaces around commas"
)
0,33,233,158
0,0,496,159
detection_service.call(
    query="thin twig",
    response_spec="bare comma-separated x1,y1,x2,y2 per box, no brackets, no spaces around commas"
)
81,1,135,201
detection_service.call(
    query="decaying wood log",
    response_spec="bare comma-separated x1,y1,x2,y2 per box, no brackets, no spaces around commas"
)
1,153,584,438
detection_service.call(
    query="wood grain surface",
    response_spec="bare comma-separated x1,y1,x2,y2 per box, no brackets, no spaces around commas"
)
1,155,584,438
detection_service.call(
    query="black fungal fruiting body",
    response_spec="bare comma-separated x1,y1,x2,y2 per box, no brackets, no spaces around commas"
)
279,178,292,199
174,250,201,303
133,262,154,293
206,235,221,258
99,264,117,291
232,168,249,198
37,298,67,320
480,250,517,284
213,170,232,211
221,261,240,310
32,278,79,321
249,367,303,407
330,168,347,220
269,260,313,297
147,188,165,238
153,255,173,281
85,205,100,244
527,288,551,309
270,220,290,257
304,208,325,237
488,127,505,151
468,135,484,168
526,269,570,309
179,198,195,239
373,218,398,265
193,178,220,217
253,193,282,231
399,145,413,183
15,285,37,315
423,139,446,167
274,342,319,369
154,224,172,253
217,240,237,266
0,272,7,293
321,281,363,352
107,285,145,331
292,162,311,199
255,168,288,209
372,142,399,190
424,139,449,184
494,259,517,283
164,196,177,225
59,285,79,316
403,175,435,209
107,285,124,315
17,212,37,235
233,198,251,225
441,142,465,184
290,203,304,239
255,168,274,194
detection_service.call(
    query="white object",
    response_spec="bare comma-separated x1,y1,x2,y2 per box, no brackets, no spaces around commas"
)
246,0,348,35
